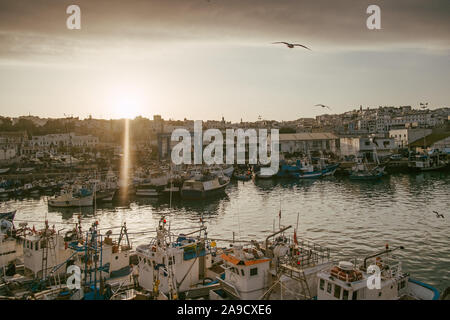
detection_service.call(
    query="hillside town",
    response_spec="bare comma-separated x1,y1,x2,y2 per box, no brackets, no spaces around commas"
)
1,105,449,172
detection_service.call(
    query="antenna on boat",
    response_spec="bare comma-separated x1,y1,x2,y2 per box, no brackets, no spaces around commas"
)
278,188,282,230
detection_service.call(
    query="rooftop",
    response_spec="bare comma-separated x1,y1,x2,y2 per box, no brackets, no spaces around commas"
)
279,132,338,141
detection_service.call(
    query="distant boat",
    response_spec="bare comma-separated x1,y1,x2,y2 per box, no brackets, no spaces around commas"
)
135,172,168,197
349,161,385,180
181,175,230,200
210,165,235,178
408,151,448,172
291,170,323,179
321,163,340,176
15,167,34,173
290,161,323,179
234,170,252,181
48,188,93,207
0,168,10,174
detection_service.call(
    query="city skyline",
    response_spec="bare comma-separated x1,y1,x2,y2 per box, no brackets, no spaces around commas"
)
0,0,449,122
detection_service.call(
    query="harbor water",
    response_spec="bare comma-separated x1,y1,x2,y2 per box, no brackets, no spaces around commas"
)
2,171,449,292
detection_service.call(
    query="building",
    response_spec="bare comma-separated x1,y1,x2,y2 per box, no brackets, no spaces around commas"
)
0,131,28,157
339,137,396,158
389,128,432,148
30,133,99,150
279,133,339,155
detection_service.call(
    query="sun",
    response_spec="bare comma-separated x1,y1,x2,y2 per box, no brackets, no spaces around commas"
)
109,87,146,119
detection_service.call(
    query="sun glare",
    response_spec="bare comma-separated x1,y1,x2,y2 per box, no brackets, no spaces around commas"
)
110,89,146,119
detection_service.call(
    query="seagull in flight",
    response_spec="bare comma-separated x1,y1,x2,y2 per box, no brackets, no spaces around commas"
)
433,211,444,218
272,42,311,50
315,104,331,110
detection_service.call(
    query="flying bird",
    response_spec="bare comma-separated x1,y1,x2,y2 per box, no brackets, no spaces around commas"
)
315,104,331,110
433,211,444,218
272,42,311,50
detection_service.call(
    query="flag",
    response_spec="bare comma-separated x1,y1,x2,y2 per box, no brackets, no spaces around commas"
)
293,229,298,245
278,210,281,219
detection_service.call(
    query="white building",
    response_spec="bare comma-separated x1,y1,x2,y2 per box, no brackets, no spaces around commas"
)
389,128,432,148
279,133,339,154
31,133,98,149
340,137,396,158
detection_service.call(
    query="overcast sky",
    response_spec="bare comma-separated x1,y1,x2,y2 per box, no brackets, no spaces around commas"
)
0,0,449,121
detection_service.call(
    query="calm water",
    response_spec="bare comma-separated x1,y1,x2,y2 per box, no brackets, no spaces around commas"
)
2,172,449,291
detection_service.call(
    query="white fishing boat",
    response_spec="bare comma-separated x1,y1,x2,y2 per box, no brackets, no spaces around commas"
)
136,217,215,298
48,189,93,207
0,168,10,174
1,211,23,272
316,245,440,300
210,227,333,300
181,175,230,200
408,151,448,172
135,172,168,197
16,167,35,173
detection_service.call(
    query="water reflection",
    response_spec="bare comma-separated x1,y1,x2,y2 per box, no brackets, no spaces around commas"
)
3,172,449,290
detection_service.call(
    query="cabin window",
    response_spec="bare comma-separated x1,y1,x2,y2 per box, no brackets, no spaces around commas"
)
241,269,245,276
342,289,349,300
26,241,29,249
334,285,341,299
319,279,325,291
250,268,258,276
35,242,39,251
352,290,358,300
327,282,332,294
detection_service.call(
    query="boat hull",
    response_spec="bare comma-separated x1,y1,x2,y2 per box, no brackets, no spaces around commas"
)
48,195,93,207
181,182,229,200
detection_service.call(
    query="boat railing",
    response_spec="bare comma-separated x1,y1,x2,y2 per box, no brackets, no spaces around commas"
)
277,237,332,269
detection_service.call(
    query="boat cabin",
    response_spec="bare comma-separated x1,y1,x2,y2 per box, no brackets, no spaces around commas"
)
210,245,271,300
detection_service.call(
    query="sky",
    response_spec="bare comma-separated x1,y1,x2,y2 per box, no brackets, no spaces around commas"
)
0,0,449,122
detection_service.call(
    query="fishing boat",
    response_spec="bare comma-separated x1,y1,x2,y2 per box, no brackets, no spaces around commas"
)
15,167,34,173
0,168,10,174
9,218,134,300
408,150,448,172
181,174,230,200
233,168,252,181
349,159,385,180
135,172,168,197
211,165,235,178
48,188,94,207
290,161,323,179
276,160,302,178
210,226,334,300
316,245,440,300
136,217,217,299
0,210,22,272
93,169,118,202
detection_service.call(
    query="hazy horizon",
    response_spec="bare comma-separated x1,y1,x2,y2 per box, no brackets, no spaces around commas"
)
1,0,449,122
